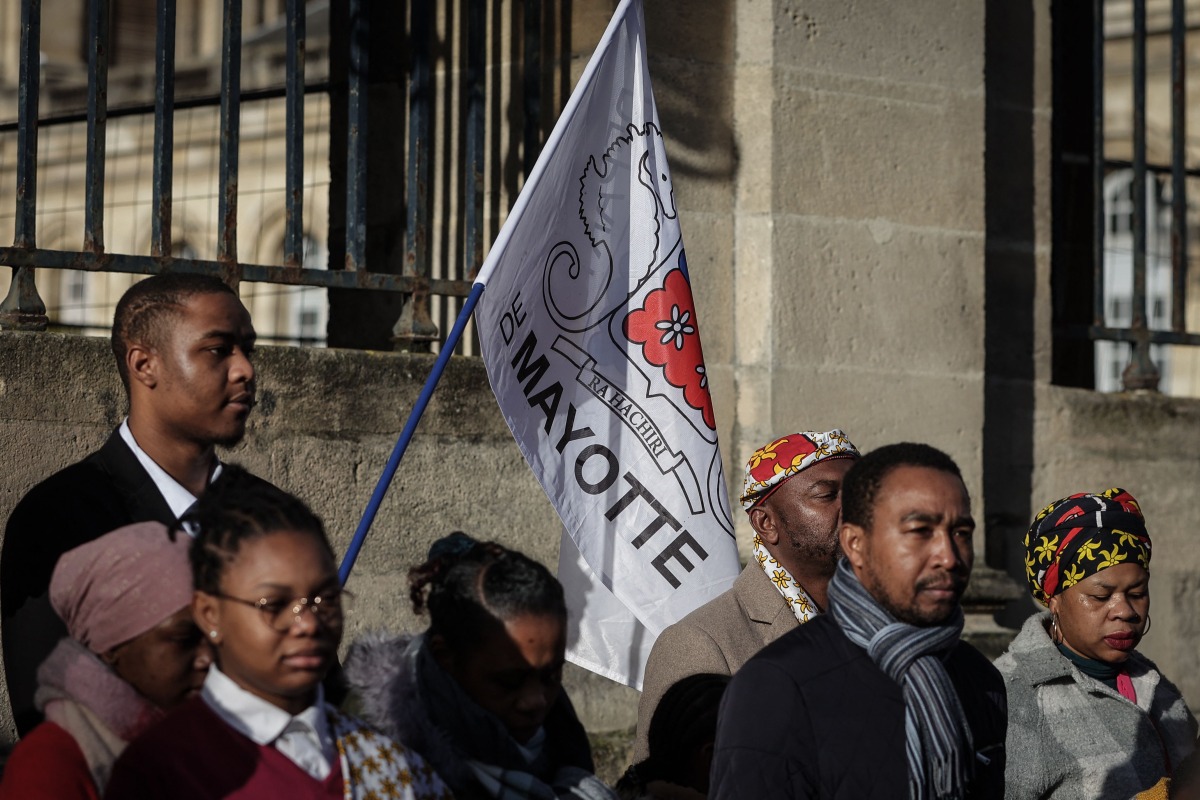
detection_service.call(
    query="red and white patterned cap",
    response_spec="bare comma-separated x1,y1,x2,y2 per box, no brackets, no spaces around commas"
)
740,430,860,511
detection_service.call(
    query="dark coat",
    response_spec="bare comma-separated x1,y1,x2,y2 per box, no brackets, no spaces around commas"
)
709,614,1007,800
1,428,177,735
344,632,600,800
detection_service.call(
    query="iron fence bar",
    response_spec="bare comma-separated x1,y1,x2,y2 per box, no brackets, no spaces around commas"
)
405,0,430,278
1105,21,1200,40
1092,0,1105,329
1170,0,1187,333
218,0,242,271
395,0,437,348
0,83,333,133
284,0,306,268
524,0,542,175
465,0,485,281
13,0,40,249
84,0,110,254
344,0,367,270
1,0,47,331
1056,323,1200,348
0,247,475,297
1124,0,1160,390
151,0,177,257
1104,158,1200,179
49,321,327,346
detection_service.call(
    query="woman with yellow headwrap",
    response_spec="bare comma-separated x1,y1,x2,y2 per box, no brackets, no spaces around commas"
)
995,488,1196,799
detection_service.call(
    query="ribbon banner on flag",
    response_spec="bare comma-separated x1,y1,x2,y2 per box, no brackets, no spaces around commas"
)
474,0,738,688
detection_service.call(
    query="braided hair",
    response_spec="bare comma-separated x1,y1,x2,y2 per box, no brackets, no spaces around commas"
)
408,531,566,652
841,442,964,531
183,465,332,594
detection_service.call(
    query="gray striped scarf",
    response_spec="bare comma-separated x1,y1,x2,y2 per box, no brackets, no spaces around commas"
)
828,558,974,800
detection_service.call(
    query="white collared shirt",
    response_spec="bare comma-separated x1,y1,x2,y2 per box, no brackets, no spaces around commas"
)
118,418,223,523
201,664,336,780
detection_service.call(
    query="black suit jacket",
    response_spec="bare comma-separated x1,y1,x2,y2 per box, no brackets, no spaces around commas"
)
711,614,1007,800
1,428,177,735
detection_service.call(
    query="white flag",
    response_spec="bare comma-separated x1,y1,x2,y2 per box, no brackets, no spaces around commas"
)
474,0,738,688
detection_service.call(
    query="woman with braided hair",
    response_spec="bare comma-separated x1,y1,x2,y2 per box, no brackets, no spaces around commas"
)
105,466,451,800
345,532,616,800
995,488,1197,799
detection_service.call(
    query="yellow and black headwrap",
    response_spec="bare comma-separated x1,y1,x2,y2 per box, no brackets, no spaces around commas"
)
1023,488,1152,607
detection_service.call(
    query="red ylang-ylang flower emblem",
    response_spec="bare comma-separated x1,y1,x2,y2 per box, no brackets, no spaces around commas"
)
624,268,715,430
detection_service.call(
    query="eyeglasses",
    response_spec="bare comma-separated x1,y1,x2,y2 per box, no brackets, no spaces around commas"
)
215,590,354,633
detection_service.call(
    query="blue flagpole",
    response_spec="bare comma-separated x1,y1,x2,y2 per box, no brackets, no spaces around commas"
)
338,282,486,585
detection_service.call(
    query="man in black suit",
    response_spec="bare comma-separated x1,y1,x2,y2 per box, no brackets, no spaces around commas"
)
2,272,258,734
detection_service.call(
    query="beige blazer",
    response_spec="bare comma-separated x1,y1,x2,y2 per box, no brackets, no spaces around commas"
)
633,562,800,760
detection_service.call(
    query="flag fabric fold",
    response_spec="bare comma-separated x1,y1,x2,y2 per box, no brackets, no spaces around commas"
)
475,0,738,688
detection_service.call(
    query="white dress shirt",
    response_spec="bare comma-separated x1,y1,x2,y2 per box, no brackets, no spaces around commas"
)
201,664,336,780
119,418,223,524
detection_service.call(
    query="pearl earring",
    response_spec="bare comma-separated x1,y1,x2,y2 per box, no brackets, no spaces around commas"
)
209,630,218,639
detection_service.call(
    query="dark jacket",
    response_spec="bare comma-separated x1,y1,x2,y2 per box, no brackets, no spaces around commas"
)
2,429,175,735
710,614,1007,800
1,429,279,735
344,632,606,800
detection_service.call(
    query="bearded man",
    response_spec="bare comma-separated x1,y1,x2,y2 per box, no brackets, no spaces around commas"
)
634,430,858,759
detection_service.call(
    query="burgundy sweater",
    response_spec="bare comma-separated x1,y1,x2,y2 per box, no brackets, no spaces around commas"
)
0,721,100,800
105,697,343,799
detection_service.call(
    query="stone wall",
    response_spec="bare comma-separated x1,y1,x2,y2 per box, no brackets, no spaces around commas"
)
676,0,991,563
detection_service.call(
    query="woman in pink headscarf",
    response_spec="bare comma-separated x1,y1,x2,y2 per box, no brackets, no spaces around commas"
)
0,522,211,799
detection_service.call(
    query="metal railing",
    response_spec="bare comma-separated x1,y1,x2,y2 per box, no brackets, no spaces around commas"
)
0,0,558,352
1086,0,1193,391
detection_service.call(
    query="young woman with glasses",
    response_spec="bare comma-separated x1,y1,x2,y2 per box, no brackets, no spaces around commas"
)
106,467,451,800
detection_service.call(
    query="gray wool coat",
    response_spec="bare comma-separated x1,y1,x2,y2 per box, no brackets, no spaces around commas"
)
994,612,1197,800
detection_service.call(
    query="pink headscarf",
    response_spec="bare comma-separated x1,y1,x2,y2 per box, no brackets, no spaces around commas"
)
49,522,194,654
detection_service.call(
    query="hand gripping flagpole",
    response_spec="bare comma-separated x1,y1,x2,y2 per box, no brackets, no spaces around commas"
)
337,0,639,586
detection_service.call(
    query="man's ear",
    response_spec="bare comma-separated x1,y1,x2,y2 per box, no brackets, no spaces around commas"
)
749,505,780,547
840,522,867,570
127,342,158,390
194,591,221,644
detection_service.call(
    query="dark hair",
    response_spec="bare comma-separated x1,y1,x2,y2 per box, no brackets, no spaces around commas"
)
408,532,566,651
111,273,237,393
618,673,730,793
184,465,332,594
841,442,964,530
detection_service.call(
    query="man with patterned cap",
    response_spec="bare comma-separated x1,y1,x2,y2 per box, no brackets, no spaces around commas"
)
633,429,858,760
